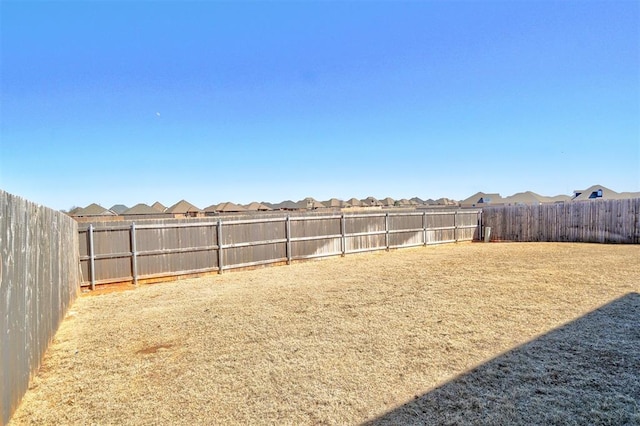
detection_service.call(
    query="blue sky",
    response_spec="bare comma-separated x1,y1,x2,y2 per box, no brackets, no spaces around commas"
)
1,1,638,211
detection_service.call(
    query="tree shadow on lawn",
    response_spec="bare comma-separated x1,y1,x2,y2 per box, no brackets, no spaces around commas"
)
366,292,640,426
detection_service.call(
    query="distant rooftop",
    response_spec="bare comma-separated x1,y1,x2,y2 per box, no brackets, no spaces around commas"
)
109,204,129,214
151,201,167,212
75,184,640,219
72,203,115,217
123,203,162,215
166,200,202,214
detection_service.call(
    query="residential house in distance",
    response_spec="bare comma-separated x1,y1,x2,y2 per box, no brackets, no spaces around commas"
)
322,198,351,209
272,200,300,211
460,184,639,208
151,201,167,212
267,198,325,211
572,185,617,201
166,200,204,218
70,203,120,222
381,197,395,207
244,202,272,211
416,198,458,208
502,191,546,206
460,192,504,208
204,202,248,215
260,202,277,210
619,191,640,199
547,194,572,203
502,191,572,205
395,199,413,207
347,198,362,207
66,206,82,216
122,203,171,220
72,203,116,217
571,184,640,201
361,196,383,207
435,198,458,206
299,197,326,210
109,204,129,215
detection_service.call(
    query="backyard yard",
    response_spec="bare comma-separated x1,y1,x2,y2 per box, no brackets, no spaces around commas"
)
9,242,640,425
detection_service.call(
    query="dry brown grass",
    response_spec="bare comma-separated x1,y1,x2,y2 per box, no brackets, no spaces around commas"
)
9,242,640,425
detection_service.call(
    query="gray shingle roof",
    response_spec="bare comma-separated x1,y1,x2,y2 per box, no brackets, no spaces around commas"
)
273,200,299,210
572,185,618,201
460,192,503,206
151,202,167,212
244,202,272,211
361,197,383,207
109,204,129,214
298,198,326,209
73,203,115,216
166,200,202,214
502,191,545,205
209,202,248,212
322,198,350,208
123,203,160,215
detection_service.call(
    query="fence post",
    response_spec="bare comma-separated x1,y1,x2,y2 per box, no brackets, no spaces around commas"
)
88,224,96,290
130,222,138,285
385,212,390,250
454,210,458,242
286,215,292,265
422,211,427,246
340,213,346,256
216,219,223,274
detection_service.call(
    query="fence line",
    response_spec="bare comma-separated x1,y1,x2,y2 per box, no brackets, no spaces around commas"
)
78,210,481,288
1,190,80,425
481,199,640,243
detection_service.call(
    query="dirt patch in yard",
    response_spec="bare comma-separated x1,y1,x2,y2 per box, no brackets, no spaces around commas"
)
136,343,174,355
9,242,640,425
81,282,136,296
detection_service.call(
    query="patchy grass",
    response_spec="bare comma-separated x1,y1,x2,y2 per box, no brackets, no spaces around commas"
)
10,242,640,425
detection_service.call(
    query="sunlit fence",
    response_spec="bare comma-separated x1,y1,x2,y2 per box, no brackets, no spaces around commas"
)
78,210,482,288
482,199,640,243
0,190,80,425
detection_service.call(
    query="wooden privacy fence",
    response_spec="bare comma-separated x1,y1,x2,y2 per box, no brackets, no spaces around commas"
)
482,198,640,243
78,210,481,288
1,190,79,425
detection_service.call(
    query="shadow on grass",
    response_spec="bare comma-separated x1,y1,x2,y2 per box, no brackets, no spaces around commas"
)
366,292,640,425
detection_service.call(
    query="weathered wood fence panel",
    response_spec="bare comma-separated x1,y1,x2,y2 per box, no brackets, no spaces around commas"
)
1,190,80,425
482,199,640,243
78,210,481,287
290,216,342,259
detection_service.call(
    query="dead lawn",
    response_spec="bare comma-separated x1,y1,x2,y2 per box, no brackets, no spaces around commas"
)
9,242,640,425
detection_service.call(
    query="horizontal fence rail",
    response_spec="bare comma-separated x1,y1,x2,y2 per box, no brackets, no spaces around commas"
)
78,210,481,288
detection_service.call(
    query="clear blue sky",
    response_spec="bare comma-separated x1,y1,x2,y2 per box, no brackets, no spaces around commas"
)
1,1,638,211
